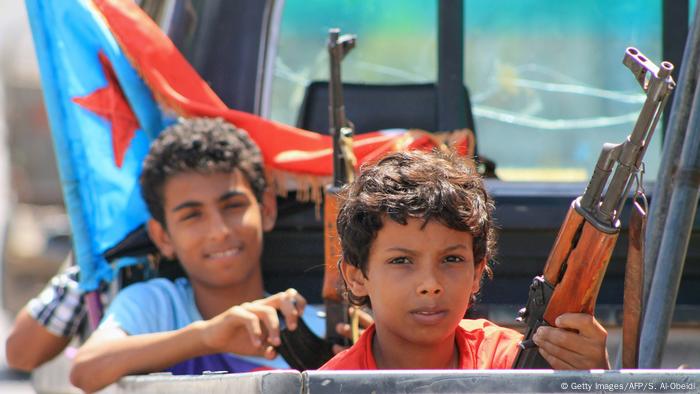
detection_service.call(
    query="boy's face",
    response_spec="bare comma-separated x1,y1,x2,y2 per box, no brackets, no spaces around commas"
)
344,217,484,347
148,170,276,289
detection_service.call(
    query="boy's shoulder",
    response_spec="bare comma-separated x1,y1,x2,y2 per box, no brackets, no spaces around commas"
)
115,277,192,304
458,318,522,337
100,277,197,334
319,324,376,370
457,318,523,369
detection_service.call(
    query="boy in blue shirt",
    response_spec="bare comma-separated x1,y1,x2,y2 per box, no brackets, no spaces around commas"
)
70,117,325,391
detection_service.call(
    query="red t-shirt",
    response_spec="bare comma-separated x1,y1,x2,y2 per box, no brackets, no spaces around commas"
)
319,319,523,370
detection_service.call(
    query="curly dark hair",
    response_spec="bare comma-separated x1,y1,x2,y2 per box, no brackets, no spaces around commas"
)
140,117,266,226
336,149,496,307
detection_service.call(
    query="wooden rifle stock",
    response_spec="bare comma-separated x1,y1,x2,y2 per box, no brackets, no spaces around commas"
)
513,48,675,368
323,187,347,345
322,28,356,346
542,203,619,323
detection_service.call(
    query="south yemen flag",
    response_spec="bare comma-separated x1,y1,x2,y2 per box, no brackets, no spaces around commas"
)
25,0,170,291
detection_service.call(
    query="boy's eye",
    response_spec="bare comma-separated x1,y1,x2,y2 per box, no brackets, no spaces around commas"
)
444,255,465,264
388,257,411,265
180,211,201,221
223,199,248,210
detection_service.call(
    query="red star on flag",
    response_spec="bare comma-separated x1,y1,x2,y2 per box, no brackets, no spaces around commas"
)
72,51,140,168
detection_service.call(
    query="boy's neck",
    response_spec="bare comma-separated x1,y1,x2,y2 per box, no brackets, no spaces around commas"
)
372,326,459,369
191,271,266,319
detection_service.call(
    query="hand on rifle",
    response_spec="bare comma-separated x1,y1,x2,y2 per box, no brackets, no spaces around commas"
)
254,288,308,331
201,288,307,359
532,312,610,370
332,306,374,354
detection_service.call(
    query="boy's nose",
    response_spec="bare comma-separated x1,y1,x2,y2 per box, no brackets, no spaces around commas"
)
417,272,443,295
208,211,232,240
419,287,442,295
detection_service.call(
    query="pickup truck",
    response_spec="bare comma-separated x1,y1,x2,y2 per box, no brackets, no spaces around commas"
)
10,0,700,392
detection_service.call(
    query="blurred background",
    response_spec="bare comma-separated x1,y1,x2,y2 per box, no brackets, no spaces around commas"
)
0,0,69,391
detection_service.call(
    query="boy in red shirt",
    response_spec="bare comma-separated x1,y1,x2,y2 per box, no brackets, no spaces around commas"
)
321,150,609,370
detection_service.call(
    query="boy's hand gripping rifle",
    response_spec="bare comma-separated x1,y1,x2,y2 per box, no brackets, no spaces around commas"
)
322,28,358,347
512,47,675,369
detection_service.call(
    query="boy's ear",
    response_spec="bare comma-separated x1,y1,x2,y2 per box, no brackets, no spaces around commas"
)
340,260,369,297
260,187,277,232
147,218,175,259
472,259,487,294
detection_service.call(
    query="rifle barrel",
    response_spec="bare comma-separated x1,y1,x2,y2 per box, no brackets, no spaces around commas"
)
581,48,674,227
328,29,355,187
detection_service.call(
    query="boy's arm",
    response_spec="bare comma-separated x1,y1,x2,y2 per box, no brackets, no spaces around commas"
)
5,308,72,371
6,264,85,371
70,303,281,392
532,312,610,369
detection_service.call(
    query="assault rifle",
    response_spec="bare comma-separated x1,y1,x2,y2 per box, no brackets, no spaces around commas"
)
513,47,675,368
322,28,357,347
271,29,357,369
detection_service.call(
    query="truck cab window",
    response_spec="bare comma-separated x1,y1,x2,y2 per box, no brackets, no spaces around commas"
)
271,0,668,182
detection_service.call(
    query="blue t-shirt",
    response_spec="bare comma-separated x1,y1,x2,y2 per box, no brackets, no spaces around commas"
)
100,277,325,374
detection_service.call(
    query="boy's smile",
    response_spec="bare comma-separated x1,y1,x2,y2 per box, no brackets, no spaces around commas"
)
344,217,485,364
148,170,275,293
205,247,243,260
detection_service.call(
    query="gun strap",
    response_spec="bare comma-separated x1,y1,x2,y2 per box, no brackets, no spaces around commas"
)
622,199,646,368
276,315,335,371
350,307,360,344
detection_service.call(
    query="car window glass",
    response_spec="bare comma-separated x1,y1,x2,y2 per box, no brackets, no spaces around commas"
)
465,0,663,181
270,0,437,126
271,0,672,181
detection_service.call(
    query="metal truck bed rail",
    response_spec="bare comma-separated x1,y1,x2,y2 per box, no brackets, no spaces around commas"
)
94,370,700,394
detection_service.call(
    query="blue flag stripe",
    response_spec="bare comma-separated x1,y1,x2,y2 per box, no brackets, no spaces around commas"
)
25,0,170,291
26,0,99,288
